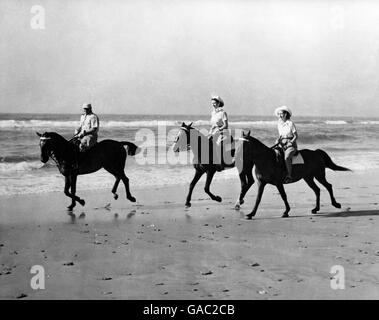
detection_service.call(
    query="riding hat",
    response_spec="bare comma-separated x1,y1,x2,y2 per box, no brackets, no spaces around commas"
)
82,103,92,110
211,96,224,108
275,105,292,117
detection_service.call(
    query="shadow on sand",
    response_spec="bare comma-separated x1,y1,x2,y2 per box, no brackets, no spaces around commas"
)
317,209,379,218
239,209,379,220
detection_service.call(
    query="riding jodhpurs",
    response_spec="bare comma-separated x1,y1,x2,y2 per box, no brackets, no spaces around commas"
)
79,134,97,152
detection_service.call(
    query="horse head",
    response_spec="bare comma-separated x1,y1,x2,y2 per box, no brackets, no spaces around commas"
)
242,130,251,138
37,132,55,163
172,122,194,152
36,131,67,163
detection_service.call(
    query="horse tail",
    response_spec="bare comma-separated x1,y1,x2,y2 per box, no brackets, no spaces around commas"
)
316,149,351,171
121,142,140,156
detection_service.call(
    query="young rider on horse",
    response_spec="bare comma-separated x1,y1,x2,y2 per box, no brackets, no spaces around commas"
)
75,103,100,152
208,96,229,170
274,106,298,183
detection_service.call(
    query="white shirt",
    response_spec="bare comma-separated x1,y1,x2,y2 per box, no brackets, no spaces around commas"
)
278,119,296,139
210,108,228,134
78,113,99,136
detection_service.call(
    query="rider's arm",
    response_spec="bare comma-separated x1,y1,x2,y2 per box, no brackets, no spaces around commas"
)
289,122,298,144
75,115,84,135
218,119,228,131
217,111,228,131
82,115,99,136
290,131,298,144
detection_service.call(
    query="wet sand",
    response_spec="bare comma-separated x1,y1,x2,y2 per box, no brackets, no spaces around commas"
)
1,168,379,299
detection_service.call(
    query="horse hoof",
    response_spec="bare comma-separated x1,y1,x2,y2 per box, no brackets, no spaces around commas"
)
185,203,191,208
234,204,240,210
214,196,222,202
113,193,119,200
245,214,254,220
311,208,319,214
333,202,341,209
79,199,85,206
128,196,136,203
67,205,75,211
282,213,289,218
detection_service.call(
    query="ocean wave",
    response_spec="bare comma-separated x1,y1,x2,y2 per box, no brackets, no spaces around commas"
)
359,121,379,125
0,161,45,172
300,133,356,143
0,119,310,129
0,154,40,163
324,120,348,125
229,121,277,127
0,119,191,128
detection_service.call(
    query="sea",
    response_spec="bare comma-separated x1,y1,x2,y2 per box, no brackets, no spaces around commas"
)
0,113,378,196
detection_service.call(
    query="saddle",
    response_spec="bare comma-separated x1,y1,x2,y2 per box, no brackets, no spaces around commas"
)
274,147,304,168
209,135,235,170
70,138,95,171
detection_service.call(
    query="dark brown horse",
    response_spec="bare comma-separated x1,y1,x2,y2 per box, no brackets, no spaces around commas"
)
171,122,235,207
37,132,139,210
234,131,351,218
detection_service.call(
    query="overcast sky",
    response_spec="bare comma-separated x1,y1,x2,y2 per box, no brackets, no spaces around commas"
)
1,0,379,116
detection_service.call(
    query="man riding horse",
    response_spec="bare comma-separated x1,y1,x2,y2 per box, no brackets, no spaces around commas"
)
75,103,100,152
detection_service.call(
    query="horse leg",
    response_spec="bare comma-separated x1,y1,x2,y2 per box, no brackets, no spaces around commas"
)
315,173,341,209
204,169,222,203
235,169,255,210
185,170,204,208
235,172,247,210
246,181,266,219
303,177,320,214
120,172,136,202
64,176,75,210
112,176,121,200
276,183,291,217
70,174,85,206
65,175,85,210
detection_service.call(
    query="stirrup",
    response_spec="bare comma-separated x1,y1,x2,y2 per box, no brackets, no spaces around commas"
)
215,164,224,172
284,176,293,183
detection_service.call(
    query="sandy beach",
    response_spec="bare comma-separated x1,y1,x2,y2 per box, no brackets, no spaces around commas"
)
1,167,379,300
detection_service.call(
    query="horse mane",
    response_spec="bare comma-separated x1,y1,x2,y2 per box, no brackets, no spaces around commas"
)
45,131,68,143
243,135,269,150
43,132,76,157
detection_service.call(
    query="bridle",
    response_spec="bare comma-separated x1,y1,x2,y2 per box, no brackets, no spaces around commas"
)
39,136,59,165
175,126,191,150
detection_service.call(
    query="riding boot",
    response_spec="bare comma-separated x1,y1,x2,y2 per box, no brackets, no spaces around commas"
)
73,150,79,172
284,159,293,182
215,143,224,171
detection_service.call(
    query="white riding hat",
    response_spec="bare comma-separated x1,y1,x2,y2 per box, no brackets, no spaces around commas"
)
275,105,292,117
211,96,224,107
82,103,92,109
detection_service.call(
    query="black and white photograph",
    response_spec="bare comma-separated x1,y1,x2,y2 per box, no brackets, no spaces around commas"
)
1,0,379,302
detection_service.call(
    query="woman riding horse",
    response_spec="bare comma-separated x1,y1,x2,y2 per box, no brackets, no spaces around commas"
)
209,96,229,171
275,106,298,183
234,131,351,218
